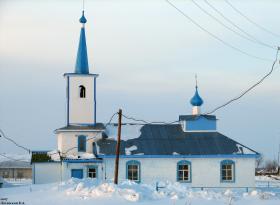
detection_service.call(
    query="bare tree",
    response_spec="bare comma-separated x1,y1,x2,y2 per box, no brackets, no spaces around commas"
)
265,160,278,172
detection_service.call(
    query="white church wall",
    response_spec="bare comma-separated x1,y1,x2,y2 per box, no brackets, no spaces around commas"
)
57,132,102,155
68,76,94,124
191,157,255,187
33,157,255,187
33,163,61,184
103,157,255,187
61,162,103,181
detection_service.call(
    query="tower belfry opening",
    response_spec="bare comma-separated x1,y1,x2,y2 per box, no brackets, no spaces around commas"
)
79,85,86,98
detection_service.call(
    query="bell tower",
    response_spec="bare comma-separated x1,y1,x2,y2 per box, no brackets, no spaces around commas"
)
64,11,98,126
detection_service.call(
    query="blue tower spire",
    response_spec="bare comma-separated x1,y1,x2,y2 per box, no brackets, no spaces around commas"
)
75,10,89,74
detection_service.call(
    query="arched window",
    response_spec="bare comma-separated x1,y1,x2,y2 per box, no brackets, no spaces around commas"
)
126,160,140,183
77,135,86,152
79,85,86,98
220,160,235,182
177,160,191,182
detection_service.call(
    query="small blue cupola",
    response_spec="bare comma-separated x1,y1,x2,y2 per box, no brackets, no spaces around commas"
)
190,76,203,115
190,86,203,107
75,10,89,74
179,76,217,132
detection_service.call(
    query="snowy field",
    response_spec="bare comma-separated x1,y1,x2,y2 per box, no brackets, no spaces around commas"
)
1,177,280,205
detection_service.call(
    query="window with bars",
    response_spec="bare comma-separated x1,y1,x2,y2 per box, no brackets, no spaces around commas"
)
177,160,191,182
126,160,140,182
88,167,97,178
221,160,235,182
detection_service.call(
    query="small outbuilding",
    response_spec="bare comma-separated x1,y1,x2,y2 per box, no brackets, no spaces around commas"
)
0,161,32,179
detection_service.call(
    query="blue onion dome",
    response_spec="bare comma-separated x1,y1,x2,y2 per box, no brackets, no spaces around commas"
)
190,86,204,106
79,11,87,24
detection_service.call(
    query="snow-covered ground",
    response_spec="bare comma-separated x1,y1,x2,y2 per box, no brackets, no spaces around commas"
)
1,177,280,205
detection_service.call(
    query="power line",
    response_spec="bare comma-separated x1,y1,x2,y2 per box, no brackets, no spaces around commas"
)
203,0,273,45
224,0,280,38
0,153,29,163
191,0,276,50
0,128,58,157
165,0,273,62
122,113,179,125
0,112,118,157
205,48,280,115
0,129,31,153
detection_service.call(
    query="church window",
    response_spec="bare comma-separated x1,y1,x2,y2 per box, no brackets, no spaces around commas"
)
79,85,86,98
177,160,191,182
221,160,235,182
87,166,97,178
78,135,86,152
126,160,140,182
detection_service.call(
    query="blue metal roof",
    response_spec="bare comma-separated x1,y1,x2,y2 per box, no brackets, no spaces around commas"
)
63,158,103,163
190,86,203,106
98,124,259,156
179,115,217,121
75,11,89,74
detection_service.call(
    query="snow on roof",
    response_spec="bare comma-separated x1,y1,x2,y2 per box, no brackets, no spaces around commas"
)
125,145,138,155
235,144,256,154
105,124,143,141
47,150,97,161
47,150,61,161
0,153,31,163
66,153,96,160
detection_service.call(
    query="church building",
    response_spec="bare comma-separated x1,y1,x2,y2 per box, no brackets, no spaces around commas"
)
31,11,259,188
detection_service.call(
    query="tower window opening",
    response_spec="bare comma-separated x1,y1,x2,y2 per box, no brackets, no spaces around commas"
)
79,85,86,98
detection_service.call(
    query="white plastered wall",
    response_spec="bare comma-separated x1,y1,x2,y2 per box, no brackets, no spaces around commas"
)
103,157,255,187
32,163,61,184
68,76,94,124
57,131,102,155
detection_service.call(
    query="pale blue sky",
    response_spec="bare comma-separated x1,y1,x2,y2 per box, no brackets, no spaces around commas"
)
0,0,280,160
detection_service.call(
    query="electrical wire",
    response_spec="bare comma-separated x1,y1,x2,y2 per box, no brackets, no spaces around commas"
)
121,113,179,125
204,48,280,115
165,0,273,62
0,113,118,159
191,0,276,50
0,129,31,153
203,0,272,45
224,0,280,38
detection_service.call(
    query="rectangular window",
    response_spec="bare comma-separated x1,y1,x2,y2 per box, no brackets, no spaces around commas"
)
178,164,189,181
127,164,139,181
221,164,233,181
88,168,97,178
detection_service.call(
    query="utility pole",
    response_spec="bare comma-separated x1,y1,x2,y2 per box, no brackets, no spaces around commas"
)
114,109,122,184
277,141,280,175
